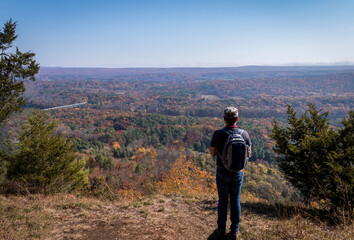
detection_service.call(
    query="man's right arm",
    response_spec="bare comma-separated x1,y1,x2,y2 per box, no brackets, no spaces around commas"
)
210,146,216,157
210,131,218,157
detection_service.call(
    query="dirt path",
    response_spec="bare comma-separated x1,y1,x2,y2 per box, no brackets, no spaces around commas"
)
50,195,218,240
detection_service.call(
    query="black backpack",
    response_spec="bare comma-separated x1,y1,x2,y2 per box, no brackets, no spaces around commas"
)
219,128,248,172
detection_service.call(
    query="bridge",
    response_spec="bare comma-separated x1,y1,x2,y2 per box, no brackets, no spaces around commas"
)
42,102,87,111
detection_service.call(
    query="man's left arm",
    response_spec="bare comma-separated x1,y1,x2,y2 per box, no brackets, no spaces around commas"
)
243,130,252,158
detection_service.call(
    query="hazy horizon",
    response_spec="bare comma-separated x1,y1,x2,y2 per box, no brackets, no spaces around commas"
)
38,64,354,69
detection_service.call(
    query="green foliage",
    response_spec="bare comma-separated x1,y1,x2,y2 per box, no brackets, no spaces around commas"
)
271,104,353,218
0,19,39,124
243,162,297,203
247,136,273,162
116,114,188,146
5,111,88,193
113,147,133,159
76,139,104,152
95,152,114,170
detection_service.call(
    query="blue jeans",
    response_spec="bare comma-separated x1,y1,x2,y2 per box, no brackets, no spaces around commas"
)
216,167,244,233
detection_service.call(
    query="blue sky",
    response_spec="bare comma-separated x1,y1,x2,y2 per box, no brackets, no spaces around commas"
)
2,0,354,67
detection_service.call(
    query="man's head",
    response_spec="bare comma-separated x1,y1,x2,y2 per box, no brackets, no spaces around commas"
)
223,107,239,125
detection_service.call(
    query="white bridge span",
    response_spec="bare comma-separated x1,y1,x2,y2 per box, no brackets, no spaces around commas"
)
42,102,87,111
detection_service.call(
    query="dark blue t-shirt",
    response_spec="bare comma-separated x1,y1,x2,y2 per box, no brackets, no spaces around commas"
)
210,126,251,169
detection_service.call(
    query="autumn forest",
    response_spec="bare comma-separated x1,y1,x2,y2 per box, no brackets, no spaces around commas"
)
1,66,349,201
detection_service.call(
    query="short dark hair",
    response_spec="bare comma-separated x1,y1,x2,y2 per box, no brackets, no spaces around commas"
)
224,116,237,125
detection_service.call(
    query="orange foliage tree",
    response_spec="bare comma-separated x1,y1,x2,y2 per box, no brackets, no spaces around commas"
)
158,156,216,197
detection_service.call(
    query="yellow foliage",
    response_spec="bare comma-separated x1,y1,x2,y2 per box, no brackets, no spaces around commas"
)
112,141,120,149
117,188,143,202
130,161,137,172
148,148,157,165
158,157,216,197
138,147,146,153
258,163,267,174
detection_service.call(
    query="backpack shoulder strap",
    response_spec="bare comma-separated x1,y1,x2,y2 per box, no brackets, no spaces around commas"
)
237,128,244,135
221,127,232,136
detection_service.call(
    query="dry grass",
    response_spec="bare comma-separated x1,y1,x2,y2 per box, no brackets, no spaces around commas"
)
0,194,53,239
240,209,354,240
0,193,352,240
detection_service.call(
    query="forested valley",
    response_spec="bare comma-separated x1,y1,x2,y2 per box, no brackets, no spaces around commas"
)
2,66,351,199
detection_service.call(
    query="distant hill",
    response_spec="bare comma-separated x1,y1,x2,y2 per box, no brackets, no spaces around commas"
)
37,65,354,78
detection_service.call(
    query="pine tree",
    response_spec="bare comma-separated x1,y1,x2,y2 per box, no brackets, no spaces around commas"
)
271,104,353,219
0,19,39,186
327,111,354,216
0,19,39,124
6,111,88,194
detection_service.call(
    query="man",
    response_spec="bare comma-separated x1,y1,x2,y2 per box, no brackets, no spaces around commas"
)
210,107,251,240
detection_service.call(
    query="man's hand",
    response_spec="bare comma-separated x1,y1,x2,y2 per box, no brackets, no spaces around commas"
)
248,146,252,158
210,146,216,157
